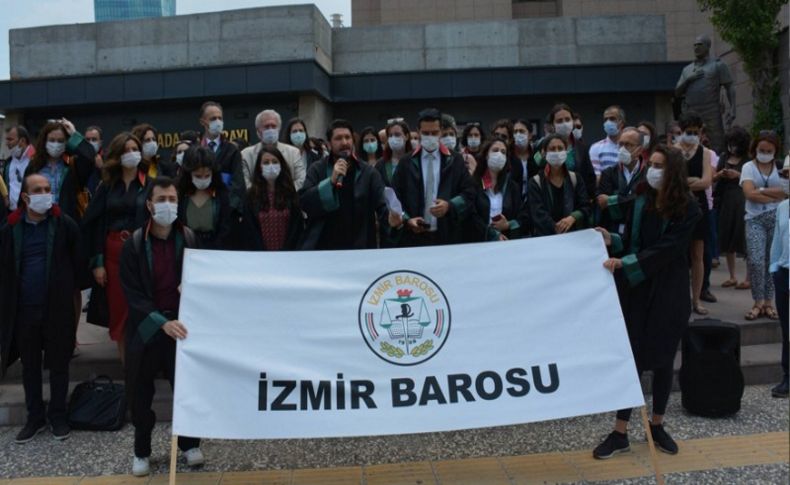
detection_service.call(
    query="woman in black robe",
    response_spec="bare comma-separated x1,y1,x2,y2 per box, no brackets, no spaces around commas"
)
592,144,701,459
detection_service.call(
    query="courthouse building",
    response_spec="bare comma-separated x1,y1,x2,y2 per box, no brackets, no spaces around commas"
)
0,2,787,157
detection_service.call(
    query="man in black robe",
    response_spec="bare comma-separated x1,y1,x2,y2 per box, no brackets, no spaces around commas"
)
391,108,476,246
120,177,202,476
0,173,87,443
299,119,396,249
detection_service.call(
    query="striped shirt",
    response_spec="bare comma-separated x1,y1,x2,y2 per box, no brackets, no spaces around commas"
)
589,137,619,176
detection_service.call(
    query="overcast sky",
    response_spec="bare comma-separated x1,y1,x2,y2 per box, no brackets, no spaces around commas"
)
0,0,351,80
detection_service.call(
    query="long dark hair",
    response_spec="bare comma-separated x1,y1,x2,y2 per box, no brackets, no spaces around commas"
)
102,132,143,186
177,145,224,196
473,139,509,193
29,121,69,172
358,126,383,160
383,119,413,161
651,144,689,220
249,146,298,211
283,117,310,145
461,122,486,151
724,126,751,159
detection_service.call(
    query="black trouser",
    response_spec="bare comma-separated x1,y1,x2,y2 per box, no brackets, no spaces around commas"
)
702,211,715,293
16,305,70,426
773,267,789,378
129,332,199,458
616,364,674,422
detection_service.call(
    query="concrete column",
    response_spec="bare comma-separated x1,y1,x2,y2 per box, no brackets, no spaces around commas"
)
654,94,675,136
298,94,333,140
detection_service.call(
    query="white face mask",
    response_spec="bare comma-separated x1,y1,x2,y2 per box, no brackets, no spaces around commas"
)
514,133,529,148
192,175,212,190
545,150,567,167
488,151,507,171
420,135,439,153
260,128,279,145
554,122,573,137
617,146,633,165
572,127,583,140
208,119,223,137
28,193,53,215
290,131,306,147
121,151,141,169
440,136,457,151
466,137,481,149
262,163,281,182
388,136,405,152
680,133,699,146
646,167,664,189
151,202,178,226
142,141,158,158
10,145,23,159
89,141,101,153
175,152,184,165
46,141,65,159
756,152,775,164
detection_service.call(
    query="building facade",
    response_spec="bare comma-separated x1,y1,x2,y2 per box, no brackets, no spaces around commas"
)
1,4,786,158
95,0,176,23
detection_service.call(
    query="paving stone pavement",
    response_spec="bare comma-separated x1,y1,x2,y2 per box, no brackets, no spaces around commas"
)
0,385,786,481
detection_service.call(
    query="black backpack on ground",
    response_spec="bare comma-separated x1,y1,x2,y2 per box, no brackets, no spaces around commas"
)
679,319,744,417
68,375,126,431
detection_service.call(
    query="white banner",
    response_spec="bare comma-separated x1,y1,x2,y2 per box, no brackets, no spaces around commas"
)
173,230,644,439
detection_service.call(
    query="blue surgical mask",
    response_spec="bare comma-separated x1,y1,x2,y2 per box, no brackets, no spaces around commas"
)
363,141,378,154
290,131,306,147
604,120,620,137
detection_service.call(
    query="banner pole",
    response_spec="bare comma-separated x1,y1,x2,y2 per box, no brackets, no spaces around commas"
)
640,406,665,485
169,434,178,485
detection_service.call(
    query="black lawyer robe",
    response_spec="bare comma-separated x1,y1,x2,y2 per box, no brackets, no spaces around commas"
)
0,206,88,377
528,167,592,237
299,155,388,250
609,189,702,369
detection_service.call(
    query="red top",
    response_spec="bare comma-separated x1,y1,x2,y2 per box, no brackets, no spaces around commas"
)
258,192,291,250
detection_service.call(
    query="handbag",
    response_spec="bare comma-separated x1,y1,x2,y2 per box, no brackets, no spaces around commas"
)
86,283,109,328
68,375,126,431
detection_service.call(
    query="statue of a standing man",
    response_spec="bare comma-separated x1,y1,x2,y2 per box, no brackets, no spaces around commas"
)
675,34,735,154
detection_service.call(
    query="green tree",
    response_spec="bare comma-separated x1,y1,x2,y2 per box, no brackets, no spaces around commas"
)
697,0,788,135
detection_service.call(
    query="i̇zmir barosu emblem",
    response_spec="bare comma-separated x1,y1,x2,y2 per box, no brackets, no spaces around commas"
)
359,270,451,366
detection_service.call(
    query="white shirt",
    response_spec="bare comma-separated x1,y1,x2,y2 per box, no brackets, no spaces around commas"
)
8,153,30,211
205,135,222,153
739,161,783,220
486,189,503,223
589,137,619,176
623,164,635,186
421,149,441,231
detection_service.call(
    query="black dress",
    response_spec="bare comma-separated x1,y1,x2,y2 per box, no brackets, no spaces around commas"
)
714,155,746,254
686,145,710,241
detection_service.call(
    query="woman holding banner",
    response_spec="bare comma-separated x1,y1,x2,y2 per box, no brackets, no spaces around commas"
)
594,144,701,459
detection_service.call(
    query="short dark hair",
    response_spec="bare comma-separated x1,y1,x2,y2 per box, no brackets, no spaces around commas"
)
147,176,176,200
178,145,224,195
200,101,223,118
179,130,200,144
326,119,354,141
85,125,103,138
724,126,751,157
440,113,457,132
6,124,31,144
678,111,704,130
132,123,158,141
418,108,442,128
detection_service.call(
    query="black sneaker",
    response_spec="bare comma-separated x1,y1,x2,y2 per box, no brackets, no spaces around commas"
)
771,378,789,398
700,289,717,303
593,431,630,459
15,421,46,444
649,423,678,455
51,421,71,441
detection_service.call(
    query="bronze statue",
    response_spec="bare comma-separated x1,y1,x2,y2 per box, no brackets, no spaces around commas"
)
675,34,735,153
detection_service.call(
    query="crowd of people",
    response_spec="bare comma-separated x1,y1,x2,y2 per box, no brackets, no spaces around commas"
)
0,101,787,475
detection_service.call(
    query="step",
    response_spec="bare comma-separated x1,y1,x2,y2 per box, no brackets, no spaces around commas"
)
0,344,783,426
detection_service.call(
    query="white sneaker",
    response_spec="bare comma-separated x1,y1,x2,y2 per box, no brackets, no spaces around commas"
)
184,447,205,467
132,456,150,477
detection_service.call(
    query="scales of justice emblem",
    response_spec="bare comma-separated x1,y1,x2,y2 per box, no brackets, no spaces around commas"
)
359,271,451,366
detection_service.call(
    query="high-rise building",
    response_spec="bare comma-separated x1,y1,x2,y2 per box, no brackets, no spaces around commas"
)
94,0,176,23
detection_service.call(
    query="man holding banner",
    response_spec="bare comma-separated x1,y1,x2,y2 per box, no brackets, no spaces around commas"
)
120,177,203,477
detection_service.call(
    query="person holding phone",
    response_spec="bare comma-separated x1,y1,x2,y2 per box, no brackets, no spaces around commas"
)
390,109,476,247
465,139,527,241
